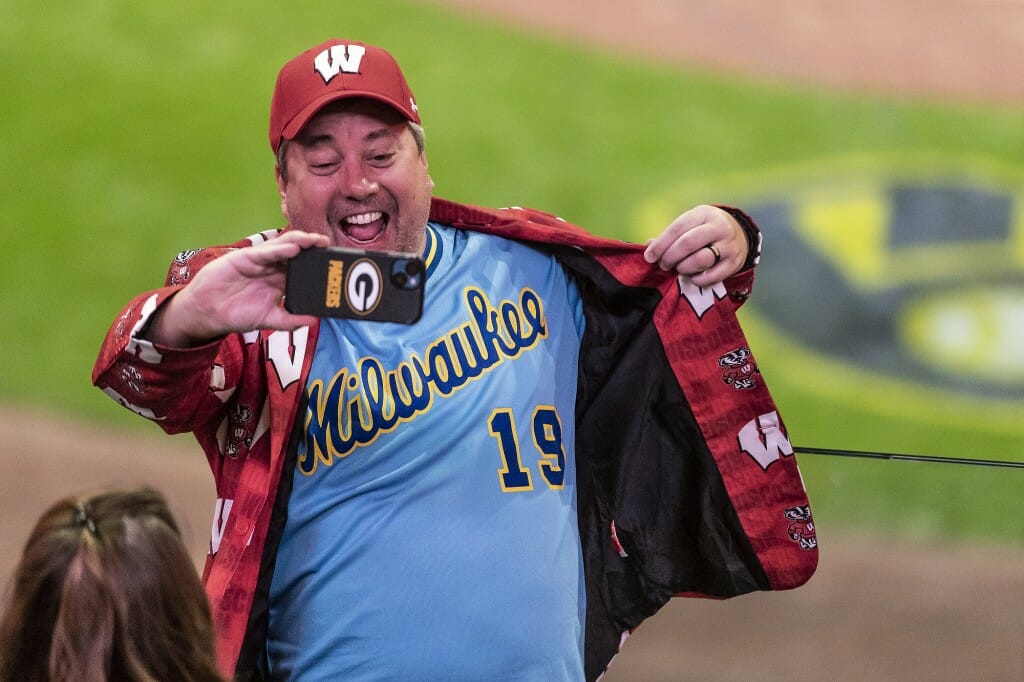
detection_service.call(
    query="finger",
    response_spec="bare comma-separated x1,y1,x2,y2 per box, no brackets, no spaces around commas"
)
643,208,707,263
704,243,722,268
686,261,733,288
263,308,321,331
651,229,718,272
649,215,730,268
277,230,331,248
243,235,327,272
665,242,719,277
643,234,673,265
249,240,305,265
686,245,745,287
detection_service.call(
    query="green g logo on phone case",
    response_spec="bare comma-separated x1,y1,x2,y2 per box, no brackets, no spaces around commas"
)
346,259,382,314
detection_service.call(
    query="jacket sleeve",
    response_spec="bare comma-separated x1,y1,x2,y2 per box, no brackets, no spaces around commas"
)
717,204,762,273
91,245,251,436
91,286,248,436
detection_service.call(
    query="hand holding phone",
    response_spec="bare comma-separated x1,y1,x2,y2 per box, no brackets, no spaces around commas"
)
285,247,424,324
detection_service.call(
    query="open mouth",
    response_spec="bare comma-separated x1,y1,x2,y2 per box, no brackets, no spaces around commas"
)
341,211,388,244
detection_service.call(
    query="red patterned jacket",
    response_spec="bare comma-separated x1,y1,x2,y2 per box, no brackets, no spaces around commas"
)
93,197,817,681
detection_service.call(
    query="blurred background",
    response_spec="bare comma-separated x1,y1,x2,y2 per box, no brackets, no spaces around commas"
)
1,0,1021,679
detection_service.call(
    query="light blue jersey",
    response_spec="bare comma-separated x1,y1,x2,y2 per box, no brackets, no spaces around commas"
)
266,223,587,680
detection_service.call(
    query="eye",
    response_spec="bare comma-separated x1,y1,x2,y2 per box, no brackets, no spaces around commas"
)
302,145,341,173
367,152,396,167
309,167,336,178
308,158,340,175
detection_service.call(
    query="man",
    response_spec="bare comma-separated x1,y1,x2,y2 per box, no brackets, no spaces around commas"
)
94,39,816,681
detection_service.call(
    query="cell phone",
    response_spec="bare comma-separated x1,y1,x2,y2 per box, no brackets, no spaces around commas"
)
285,246,424,324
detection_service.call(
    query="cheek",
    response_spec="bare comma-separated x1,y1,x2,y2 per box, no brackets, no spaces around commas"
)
407,172,433,217
280,189,299,220
283,180,327,212
410,165,433,200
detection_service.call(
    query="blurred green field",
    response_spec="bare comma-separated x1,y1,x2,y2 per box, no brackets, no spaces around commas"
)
2,1,1021,545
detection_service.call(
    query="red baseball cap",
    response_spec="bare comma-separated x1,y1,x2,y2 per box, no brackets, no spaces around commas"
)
269,39,421,154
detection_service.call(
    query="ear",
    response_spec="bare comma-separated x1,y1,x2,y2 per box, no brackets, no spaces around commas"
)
275,165,289,218
420,153,434,192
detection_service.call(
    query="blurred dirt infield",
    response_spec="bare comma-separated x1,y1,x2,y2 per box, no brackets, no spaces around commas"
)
429,0,1024,106
3,2,1023,680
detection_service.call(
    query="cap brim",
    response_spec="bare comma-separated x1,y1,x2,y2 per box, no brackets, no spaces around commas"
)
280,91,416,144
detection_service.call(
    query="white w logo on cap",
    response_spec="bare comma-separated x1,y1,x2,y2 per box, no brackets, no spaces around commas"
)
313,44,367,84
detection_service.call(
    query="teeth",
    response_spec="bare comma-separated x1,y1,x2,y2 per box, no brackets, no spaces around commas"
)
345,212,383,225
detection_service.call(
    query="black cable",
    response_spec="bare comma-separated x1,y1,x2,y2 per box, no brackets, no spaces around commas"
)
794,446,1024,469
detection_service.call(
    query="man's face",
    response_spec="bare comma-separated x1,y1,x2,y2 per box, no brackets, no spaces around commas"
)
276,99,433,253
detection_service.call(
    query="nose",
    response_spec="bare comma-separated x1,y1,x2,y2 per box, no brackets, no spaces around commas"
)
339,160,378,200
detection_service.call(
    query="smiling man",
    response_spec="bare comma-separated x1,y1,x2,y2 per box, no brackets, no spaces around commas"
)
93,39,816,681
274,98,432,252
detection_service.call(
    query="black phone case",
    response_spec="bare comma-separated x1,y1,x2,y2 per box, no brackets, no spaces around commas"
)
285,247,424,324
